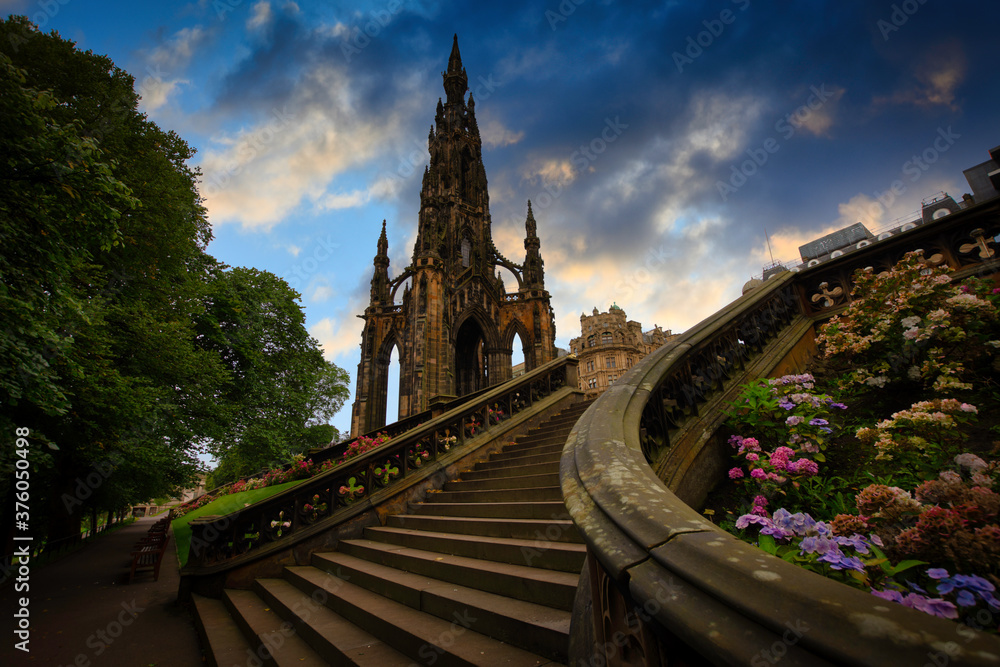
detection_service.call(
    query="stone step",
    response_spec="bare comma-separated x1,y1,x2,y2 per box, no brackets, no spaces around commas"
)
493,442,564,458
282,564,560,665
307,552,570,661
459,461,560,480
514,422,575,440
473,452,561,471
253,577,412,665
504,435,567,451
425,485,563,504
192,593,257,667
222,589,328,666
445,472,560,492
408,501,570,520
386,514,582,543
336,538,579,611
363,526,586,573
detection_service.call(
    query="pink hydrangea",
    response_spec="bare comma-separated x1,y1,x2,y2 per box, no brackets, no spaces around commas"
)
729,467,744,479
750,468,766,480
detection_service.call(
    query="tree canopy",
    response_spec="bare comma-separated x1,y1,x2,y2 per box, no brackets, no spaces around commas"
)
0,17,349,552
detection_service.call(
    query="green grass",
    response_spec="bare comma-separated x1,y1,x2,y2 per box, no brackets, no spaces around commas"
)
171,479,307,568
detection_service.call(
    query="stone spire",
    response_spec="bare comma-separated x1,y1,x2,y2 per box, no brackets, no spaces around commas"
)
525,199,538,239
370,220,390,305
416,34,489,265
523,201,545,289
442,33,468,105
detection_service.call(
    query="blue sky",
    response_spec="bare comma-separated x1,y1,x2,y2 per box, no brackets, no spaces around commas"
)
4,0,999,435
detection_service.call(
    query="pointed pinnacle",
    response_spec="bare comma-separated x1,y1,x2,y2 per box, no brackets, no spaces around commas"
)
448,33,462,71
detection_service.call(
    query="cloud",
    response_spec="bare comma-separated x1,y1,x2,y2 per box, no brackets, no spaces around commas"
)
521,157,576,189
318,190,369,210
874,44,966,110
310,284,335,302
311,311,365,361
144,25,208,70
793,85,846,138
135,25,208,113
247,1,272,31
138,77,189,114
199,63,421,230
481,118,524,149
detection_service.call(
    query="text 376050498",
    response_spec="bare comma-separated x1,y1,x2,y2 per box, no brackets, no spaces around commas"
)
13,426,32,653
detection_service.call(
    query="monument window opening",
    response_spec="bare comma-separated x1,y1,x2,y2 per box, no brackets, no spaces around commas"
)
371,341,402,430
587,335,595,347
455,318,488,396
511,331,526,378
461,238,471,267
606,357,616,369
386,345,401,425
601,332,612,345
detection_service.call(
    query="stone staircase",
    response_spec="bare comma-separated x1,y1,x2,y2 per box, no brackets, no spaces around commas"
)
193,400,593,666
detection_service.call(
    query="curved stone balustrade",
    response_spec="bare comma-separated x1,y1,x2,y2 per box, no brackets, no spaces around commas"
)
562,196,1000,665
184,355,575,577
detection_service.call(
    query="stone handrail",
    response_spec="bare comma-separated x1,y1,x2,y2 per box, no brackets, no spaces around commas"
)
184,355,574,572
561,197,1000,665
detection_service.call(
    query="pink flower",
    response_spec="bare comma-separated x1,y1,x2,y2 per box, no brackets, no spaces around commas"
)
745,452,759,461
729,467,744,479
753,495,768,507
750,468,766,480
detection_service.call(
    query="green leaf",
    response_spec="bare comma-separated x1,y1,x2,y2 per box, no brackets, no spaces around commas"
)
890,559,929,576
758,533,777,555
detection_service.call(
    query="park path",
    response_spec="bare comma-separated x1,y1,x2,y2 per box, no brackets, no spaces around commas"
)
0,515,204,666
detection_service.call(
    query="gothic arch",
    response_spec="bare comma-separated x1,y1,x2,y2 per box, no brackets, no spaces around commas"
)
453,306,501,396
452,305,501,349
502,319,534,371
369,329,402,431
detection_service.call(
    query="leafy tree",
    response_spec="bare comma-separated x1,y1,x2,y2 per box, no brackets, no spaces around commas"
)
196,266,350,485
0,18,350,558
0,17,227,548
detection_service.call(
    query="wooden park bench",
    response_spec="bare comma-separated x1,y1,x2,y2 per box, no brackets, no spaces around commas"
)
128,532,170,583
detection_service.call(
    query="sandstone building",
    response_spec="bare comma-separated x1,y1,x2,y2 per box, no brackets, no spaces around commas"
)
569,305,676,399
350,37,557,436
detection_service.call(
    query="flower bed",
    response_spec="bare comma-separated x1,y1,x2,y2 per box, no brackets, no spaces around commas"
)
706,253,1000,630
172,432,393,518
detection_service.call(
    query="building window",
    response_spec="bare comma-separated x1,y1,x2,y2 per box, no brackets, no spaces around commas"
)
601,332,612,345
588,378,597,389
606,357,615,369
587,360,595,372
461,238,471,267
609,375,616,383
587,335,595,347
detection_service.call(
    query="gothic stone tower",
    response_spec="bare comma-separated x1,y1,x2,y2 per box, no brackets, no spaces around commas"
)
350,36,557,436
